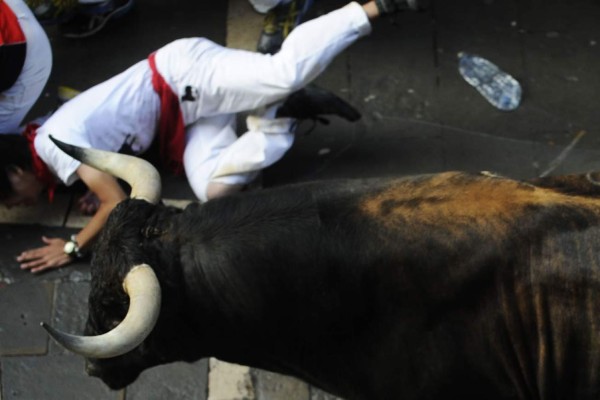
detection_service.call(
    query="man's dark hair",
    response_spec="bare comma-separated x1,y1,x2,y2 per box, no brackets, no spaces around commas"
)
0,134,32,197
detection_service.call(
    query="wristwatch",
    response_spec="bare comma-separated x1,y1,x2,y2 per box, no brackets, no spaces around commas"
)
63,235,83,259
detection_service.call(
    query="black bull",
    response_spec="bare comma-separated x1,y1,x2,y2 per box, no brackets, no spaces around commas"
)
43,147,600,399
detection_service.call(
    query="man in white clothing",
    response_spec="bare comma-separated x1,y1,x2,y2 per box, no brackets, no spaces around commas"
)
0,0,424,273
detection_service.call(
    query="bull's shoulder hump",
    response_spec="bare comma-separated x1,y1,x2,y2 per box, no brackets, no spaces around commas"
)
357,171,600,229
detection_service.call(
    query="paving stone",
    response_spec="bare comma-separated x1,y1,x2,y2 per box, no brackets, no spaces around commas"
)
0,225,89,285
126,360,208,400
440,124,600,180
517,10,600,149
208,359,255,400
1,354,120,399
0,281,53,356
252,369,309,400
226,0,264,51
350,10,437,123
440,126,538,179
49,281,91,355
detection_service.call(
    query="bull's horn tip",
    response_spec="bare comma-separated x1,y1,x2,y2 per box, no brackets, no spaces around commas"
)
40,322,56,335
40,323,65,345
48,136,64,150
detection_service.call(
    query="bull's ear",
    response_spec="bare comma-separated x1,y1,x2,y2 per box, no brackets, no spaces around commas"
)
41,264,161,359
49,136,162,204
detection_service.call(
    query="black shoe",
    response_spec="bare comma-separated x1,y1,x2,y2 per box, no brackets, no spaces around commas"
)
59,0,134,38
375,0,427,14
256,0,313,55
276,85,361,122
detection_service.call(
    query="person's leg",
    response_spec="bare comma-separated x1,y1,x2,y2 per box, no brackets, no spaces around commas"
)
183,110,296,202
161,1,423,119
183,114,249,202
0,0,52,134
197,2,373,115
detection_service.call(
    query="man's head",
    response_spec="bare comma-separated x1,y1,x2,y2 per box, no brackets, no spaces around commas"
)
0,134,44,207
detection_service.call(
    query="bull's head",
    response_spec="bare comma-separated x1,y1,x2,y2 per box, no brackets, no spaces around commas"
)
41,138,166,387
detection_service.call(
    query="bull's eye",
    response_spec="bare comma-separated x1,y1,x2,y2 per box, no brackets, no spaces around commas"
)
141,226,162,238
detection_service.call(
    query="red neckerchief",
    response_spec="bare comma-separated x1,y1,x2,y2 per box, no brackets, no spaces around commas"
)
0,1,26,46
22,123,56,203
147,52,185,175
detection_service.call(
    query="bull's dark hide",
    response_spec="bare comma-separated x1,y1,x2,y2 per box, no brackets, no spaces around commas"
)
83,172,600,399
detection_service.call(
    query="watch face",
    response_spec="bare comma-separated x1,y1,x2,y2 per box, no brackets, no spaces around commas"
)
64,241,76,254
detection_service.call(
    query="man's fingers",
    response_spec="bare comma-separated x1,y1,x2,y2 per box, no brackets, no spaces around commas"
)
23,255,70,273
20,258,47,270
17,249,44,262
16,237,72,273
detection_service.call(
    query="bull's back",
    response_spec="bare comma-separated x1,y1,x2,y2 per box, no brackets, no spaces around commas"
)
301,172,600,399
181,172,600,399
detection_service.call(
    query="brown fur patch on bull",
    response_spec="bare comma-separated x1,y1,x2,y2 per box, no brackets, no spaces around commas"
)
360,172,600,240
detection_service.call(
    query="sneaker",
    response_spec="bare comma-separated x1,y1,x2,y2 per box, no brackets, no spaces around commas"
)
276,84,361,122
256,0,313,55
375,0,427,14
59,0,134,39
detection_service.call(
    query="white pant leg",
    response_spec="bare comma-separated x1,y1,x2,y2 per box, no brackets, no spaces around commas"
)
184,108,295,202
202,2,371,115
0,0,52,133
183,114,250,202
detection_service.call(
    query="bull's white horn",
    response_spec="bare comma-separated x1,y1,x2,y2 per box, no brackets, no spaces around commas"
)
42,264,161,359
49,136,161,204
